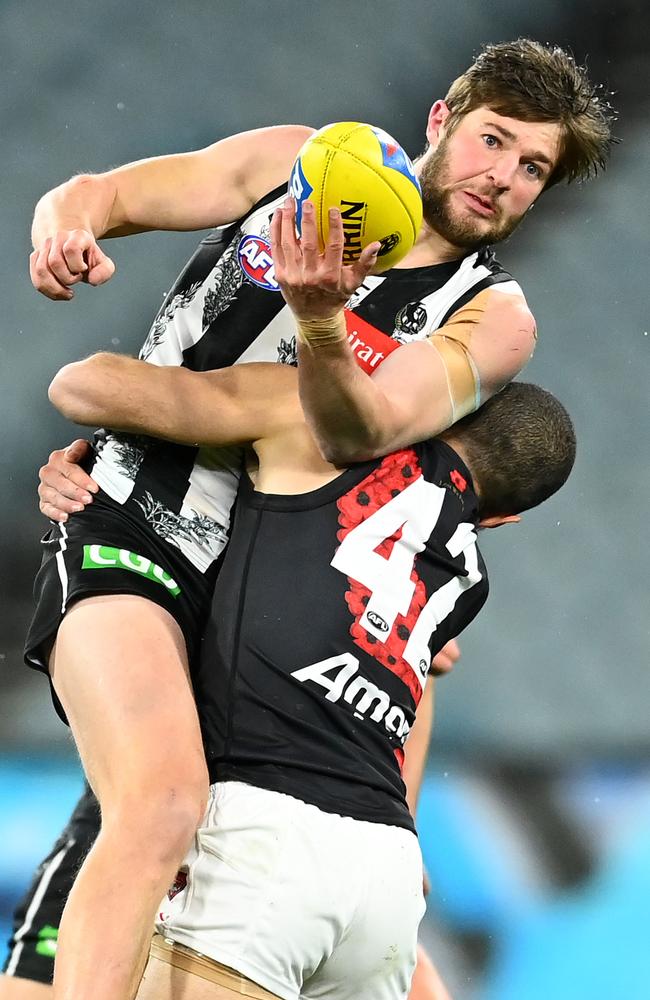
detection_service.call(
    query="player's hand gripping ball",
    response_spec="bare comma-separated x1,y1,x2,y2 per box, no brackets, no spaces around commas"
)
289,122,423,272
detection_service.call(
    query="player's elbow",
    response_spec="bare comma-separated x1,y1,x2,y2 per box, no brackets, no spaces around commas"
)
315,427,388,465
48,354,109,424
49,362,87,422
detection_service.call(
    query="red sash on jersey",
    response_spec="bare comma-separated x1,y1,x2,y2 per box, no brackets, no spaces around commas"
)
344,310,400,374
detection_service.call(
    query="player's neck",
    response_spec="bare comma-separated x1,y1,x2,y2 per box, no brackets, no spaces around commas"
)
393,218,468,268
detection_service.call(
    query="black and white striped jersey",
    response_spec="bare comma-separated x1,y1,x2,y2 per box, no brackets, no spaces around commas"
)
195,439,489,829
90,182,520,573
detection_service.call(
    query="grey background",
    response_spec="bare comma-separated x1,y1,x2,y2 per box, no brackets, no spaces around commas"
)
1,0,648,757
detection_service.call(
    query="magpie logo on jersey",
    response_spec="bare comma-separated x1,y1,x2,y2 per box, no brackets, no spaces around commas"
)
237,235,280,292
394,301,427,339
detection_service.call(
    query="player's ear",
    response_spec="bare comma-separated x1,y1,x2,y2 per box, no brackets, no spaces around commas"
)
478,514,521,530
425,101,450,145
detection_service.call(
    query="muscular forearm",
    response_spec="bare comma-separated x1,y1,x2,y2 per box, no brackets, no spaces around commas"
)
297,336,454,464
296,340,397,463
49,354,300,446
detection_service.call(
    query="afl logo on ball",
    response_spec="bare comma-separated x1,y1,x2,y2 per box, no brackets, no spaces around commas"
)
237,234,280,292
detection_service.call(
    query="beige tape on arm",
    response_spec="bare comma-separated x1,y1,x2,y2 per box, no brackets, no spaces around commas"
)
150,934,279,998
296,311,347,349
427,335,480,422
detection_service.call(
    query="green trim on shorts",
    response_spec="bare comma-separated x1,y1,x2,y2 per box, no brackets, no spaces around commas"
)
81,545,181,597
35,925,58,958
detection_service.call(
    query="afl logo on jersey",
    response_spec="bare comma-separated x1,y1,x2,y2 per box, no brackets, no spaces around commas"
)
366,610,389,633
237,234,280,292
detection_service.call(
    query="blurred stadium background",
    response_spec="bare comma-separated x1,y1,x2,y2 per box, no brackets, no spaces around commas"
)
1,1,648,996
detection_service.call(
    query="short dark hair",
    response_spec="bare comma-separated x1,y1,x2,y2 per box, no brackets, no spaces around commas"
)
448,382,576,517
444,38,617,186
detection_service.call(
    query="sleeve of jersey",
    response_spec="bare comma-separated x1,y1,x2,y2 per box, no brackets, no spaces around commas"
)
427,281,534,422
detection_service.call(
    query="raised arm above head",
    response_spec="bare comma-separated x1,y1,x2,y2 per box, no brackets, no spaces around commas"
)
30,124,313,301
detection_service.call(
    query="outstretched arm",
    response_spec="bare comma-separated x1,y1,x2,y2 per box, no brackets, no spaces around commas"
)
48,355,301,447
272,200,536,464
31,125,313,300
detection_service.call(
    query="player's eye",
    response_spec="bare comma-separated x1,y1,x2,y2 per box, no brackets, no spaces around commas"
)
524,162,542,179
482,134,500,148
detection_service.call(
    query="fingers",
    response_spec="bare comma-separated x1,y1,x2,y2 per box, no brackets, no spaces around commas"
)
299,201,321,272
280,198,302,270
39,487,87,521
85,247,116,287
321,207,344,278
272,197,376,319
346,240,380,292
38,443,99,522
270,205,285,270
430,638,461,676
64,438,94,465
30,230,115,299
30,244,75,301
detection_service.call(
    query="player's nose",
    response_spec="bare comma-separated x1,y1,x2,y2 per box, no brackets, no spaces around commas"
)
485,152,517,189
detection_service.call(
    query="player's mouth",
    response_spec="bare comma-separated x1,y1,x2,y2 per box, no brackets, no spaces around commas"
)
461,191,496,216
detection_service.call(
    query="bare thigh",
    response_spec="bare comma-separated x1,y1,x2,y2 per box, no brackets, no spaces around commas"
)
0,976,53,1000
49,593,207,807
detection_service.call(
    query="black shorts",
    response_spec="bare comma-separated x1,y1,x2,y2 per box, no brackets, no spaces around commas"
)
24,491,218,720
2,784,100,985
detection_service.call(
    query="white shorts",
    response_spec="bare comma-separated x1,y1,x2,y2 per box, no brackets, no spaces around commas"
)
156,781,425,1000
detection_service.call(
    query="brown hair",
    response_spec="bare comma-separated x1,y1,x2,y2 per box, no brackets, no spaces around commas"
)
447,382,576,518
444,39,616,186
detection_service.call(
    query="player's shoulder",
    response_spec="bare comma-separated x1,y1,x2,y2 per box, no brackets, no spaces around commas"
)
439,278,537,350
428,278,536,392
484,280,536,334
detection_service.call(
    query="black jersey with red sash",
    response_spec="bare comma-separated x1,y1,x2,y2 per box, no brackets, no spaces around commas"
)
194,440,489,831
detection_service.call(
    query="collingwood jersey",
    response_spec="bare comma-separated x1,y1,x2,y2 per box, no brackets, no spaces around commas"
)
90,182,518,573
194,440,489,831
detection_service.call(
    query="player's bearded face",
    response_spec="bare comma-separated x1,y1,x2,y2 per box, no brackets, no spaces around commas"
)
419,136,527,250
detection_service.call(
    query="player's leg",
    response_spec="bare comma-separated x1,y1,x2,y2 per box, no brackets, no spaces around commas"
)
407,945,453,1000
135,941,282,1000
0,786,100,1000
48,594,208,1000
0,979,51,1000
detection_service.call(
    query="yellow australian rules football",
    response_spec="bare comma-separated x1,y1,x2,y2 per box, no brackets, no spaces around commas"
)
289,122,423,272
